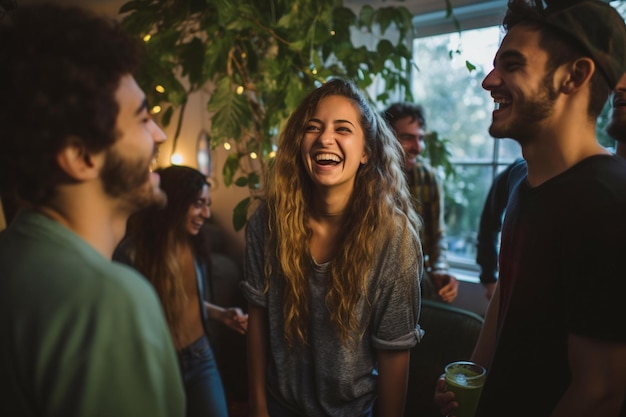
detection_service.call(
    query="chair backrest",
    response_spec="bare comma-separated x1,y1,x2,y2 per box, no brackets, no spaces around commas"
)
404,299,484,417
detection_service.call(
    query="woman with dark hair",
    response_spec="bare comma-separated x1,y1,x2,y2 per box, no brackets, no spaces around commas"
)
115,165,247,417
242,78,423,417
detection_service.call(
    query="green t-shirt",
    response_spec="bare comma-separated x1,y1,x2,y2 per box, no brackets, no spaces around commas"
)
0,210,185,417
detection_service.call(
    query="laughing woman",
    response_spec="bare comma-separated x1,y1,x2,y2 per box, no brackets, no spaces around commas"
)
242,78,423,417
115,165,248,417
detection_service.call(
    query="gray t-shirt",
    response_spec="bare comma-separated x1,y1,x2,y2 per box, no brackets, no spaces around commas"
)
242,205,423,417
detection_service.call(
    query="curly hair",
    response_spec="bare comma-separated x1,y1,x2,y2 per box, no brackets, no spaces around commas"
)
0,4,144,204
125,165,212,347
265,78,421,346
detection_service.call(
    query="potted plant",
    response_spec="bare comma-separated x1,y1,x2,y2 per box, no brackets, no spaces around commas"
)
119,0,456,229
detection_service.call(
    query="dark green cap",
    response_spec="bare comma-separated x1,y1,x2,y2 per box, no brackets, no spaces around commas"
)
543,0,626,89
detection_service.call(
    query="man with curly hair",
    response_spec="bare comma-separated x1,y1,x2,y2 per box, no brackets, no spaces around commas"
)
0,4,184,416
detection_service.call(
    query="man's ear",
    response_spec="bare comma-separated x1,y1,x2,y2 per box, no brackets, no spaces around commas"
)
561,57,594,94
56,136,102,181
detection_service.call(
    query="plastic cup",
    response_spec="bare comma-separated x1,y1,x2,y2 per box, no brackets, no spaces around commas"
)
444,361,486,417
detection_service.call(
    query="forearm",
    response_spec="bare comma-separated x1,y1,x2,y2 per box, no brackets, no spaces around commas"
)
204,301,225,321
470,281,499,368
247,304,270,416
550,334,626,417
376,349,410,417
551,385,625,417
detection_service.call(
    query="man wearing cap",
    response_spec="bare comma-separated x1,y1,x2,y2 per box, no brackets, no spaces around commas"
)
435,1,626,416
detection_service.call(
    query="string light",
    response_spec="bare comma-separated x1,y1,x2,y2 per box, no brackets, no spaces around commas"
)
249,152,258,160
236,85,244,95
223,142,232,151
155,85,165,93
142,34,151,42
170,153,183,165
151,105,162,114
330,30,336,36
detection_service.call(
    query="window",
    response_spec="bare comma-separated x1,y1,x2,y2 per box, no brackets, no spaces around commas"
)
409,1,624,273
411,25,520,269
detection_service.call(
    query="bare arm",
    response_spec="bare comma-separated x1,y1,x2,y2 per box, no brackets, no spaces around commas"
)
550,334,626,417
376,349,410,417
204,301,248,334
247,303,270,417
471,280,500,368
436,282,499,415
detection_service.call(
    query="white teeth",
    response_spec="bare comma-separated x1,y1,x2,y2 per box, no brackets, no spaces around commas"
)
493,97,510,110
315,153,341,162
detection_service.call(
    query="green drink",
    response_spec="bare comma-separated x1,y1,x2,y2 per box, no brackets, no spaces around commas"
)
444,361,486,417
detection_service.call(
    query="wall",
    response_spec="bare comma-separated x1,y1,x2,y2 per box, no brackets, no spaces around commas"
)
160,89,249,257
9,0,492,317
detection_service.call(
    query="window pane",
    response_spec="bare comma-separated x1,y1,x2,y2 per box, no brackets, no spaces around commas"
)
497,138,522,163
445,164,493,260
411,26,523,263
412,26,503,161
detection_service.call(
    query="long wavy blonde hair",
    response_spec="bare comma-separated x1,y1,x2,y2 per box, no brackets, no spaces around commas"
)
265,78,421,347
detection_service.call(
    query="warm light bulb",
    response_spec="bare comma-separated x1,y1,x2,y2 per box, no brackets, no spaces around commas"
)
241,52,247,59
143,34,151,42
330,30,336,36
223,142,232,151
155,85,165,93
250,152,258,160
236,85,244,95
311,68,318,75
151,105,161,114
268,151,276,158
170,153,183,165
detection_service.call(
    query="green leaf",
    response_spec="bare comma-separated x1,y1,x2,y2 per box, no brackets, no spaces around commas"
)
208,78,250,142
465,60,477,73
233,197,251,231
119,0,152,15
247,172,261,189
222,153,240,186
358,5,374,28
234,176,249,187
161,106,174,127
180,37,206,86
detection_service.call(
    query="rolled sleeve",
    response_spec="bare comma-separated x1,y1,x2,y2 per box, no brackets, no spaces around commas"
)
242,206,270,308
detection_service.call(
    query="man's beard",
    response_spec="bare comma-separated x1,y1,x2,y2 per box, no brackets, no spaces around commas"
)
606,109,626,144
489,74,559,141
100,147,167,212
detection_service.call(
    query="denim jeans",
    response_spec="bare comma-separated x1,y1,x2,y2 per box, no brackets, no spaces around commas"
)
177,335,228,417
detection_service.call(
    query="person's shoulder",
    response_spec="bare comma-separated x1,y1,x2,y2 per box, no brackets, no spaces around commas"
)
101,261,159,302
577,154,626,182
388,212,421,253
247,201,270,232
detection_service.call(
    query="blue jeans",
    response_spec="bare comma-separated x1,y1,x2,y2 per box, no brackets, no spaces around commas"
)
177,335,228,417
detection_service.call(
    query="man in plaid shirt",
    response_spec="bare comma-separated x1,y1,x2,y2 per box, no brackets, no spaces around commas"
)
384,102,458,303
